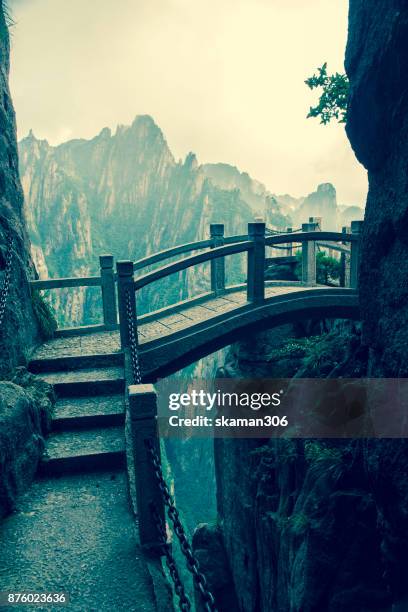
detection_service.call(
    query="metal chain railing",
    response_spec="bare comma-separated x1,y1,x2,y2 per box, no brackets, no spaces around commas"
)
0,234,13,328
150,503,192,611
265,226,302,236
125,289,142,384
124,288,217,612
146,440,217,612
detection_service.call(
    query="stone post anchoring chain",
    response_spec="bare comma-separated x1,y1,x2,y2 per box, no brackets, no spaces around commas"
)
117,260,137,348
128,384,165,552
99,254,118,329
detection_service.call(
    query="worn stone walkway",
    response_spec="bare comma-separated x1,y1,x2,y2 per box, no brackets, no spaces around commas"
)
0,471,159,611
32,284,323,361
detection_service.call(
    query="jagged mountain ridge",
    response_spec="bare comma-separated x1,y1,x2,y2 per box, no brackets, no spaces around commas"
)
20,115,288,326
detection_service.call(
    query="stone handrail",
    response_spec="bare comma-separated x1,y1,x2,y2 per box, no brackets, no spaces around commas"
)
29,254,118,332
133,239,213,271
30,219,363,338
30,275,101,289
116,220,363,348
134,241,253,291
265,230,358,246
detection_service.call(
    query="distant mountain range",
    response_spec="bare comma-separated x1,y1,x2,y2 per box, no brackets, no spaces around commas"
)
19,115,364,326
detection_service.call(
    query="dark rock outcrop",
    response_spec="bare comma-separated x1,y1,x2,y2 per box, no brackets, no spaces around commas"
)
345,1,408,375
0,372,54,518
0,3,55,517
192,523,238,612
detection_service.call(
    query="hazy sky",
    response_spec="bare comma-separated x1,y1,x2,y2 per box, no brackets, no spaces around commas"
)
8,0,367,206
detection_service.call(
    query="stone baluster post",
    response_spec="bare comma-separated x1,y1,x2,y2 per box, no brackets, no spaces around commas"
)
99,254,118,329
210,223,225,295
301,222,317,285
247,222,266,302
350,220,364,289
340,226,351,287
128,384,165,553
117,260,137,349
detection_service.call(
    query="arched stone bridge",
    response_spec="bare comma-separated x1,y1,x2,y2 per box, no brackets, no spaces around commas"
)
26,218,363,552
30,220,362,380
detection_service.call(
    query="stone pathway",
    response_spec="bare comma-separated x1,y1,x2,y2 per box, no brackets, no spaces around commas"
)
0,348,168,611
0,471,158,611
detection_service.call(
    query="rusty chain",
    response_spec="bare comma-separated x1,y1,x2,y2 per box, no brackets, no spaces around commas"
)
0,234,13,328
146,440,218,612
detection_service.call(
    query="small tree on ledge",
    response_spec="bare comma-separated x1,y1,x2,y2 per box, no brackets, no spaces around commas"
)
305,63,349,125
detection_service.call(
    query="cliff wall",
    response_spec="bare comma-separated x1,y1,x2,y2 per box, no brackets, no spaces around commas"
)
0,3,53,518
0,5,41,372
345,0,408,376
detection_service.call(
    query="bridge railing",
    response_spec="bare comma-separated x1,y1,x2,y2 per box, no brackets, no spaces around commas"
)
117,235,255,348
117,219,363,348
29,218,362,338
30,254,118,333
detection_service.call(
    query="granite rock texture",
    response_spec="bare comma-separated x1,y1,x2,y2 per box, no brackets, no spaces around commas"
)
345,0,408,375
0,373,54,518
0,4,41,374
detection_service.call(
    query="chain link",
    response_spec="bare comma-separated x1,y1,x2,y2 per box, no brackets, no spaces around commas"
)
125,289,142,384
146,440,218,612
150,502,192,611
0,233,13,328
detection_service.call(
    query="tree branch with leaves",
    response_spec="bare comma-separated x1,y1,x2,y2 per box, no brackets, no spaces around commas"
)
305,63,349,125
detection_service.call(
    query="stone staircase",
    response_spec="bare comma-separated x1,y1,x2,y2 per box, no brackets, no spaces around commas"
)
29,352,126,475
0,342,169,611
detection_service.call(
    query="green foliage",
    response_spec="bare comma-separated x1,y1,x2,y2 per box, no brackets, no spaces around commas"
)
316,251,341,284
305,63,349,124
304,441,343,463
301,331,350,377
31,290,57,339
294,251,341,285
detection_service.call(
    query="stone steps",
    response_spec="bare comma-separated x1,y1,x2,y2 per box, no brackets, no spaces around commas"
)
38,366,125,397
28,353,127,476
29,351,123,374
52,394,125,430
39,425,125,475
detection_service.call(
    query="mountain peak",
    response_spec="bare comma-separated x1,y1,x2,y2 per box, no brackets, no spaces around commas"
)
131,114,156,128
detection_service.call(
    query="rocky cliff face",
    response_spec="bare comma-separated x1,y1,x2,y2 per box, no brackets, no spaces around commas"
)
0,4,41,372
0,2,54,518
202,163,289,229
19,118,286,326
296,183,338,230
345,1,408,376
